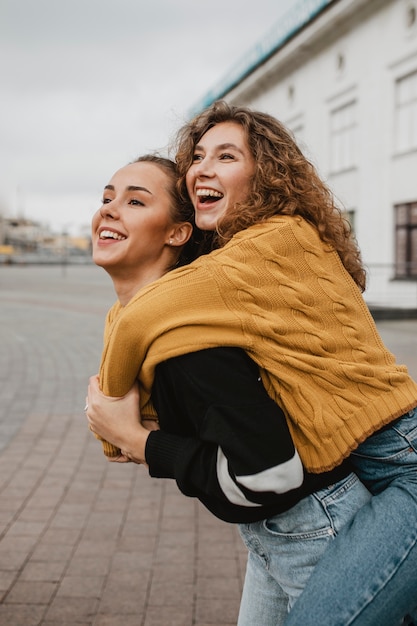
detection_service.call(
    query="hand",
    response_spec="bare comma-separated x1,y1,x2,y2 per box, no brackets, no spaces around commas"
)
107,452,132,464
142,418,160,432
86,375,150,465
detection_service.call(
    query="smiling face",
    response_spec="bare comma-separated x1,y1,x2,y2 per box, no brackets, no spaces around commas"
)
92,161,181,288
185,121,256,231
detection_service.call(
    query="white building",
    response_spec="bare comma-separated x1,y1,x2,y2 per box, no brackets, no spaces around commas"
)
192,0,417,311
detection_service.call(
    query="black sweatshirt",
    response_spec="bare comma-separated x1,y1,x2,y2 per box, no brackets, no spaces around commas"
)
146,347,351,523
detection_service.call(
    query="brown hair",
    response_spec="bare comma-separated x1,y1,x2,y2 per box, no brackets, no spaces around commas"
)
133,154,208,265
174,101,366,291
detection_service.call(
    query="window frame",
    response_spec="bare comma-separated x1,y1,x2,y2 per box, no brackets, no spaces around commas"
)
329,99,358,173
394,201,417,279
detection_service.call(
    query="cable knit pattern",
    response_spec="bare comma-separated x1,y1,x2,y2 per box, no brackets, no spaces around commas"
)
99,216,417,471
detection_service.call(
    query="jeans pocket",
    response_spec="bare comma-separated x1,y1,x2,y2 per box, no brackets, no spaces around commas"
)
263,473,371,540
393,408,417,443
262,494,336,540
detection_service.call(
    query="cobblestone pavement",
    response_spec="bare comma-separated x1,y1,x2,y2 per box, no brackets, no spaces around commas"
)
0,265,246,626
1,265,416,626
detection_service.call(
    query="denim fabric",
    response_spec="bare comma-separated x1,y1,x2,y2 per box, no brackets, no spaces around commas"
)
237,473,371,626
284,407,417,626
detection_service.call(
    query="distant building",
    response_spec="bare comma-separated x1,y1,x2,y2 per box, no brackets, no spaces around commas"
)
0,217,91,264
193,0,417,310
4,217,44,253
0,214,5,246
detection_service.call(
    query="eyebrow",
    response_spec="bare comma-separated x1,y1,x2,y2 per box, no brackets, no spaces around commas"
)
194,142,245,155
104,184,152,195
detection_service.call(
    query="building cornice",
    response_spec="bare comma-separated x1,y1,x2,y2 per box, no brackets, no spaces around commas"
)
190,0,379,112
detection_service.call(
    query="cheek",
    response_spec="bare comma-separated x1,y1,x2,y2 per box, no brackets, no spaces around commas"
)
185,171,194,197
91,210,101,233
235,175,252,202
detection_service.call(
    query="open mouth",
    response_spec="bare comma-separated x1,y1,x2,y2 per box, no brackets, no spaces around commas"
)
99,230,126,241
196,189,224,204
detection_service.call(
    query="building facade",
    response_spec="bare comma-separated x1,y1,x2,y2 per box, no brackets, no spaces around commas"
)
193,0,417,310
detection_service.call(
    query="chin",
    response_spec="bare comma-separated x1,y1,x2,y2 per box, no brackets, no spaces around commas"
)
195,213,219,232
92,252,108,269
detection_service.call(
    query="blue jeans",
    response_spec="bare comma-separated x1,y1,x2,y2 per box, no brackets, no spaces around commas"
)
237,473,371,626
284,406,417,626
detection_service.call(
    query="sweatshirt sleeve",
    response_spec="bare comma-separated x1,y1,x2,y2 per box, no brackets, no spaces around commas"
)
145,347,319,521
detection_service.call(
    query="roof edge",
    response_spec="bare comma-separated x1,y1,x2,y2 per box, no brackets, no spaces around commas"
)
189,0,334,116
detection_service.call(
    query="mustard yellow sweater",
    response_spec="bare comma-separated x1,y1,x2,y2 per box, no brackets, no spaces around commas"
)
99,216,417,472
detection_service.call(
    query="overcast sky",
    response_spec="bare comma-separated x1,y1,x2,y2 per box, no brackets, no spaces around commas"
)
0,0,297,235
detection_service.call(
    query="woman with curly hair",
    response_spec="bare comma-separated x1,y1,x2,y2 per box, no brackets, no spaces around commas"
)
175,101,365,291
87,102,417,625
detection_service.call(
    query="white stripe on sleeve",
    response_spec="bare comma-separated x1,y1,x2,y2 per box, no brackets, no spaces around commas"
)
216,447,304,507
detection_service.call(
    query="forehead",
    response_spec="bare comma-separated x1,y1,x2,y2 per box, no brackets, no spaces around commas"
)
110,162,171,191
199,121,248,147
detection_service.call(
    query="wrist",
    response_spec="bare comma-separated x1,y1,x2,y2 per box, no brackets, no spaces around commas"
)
123,428,149,465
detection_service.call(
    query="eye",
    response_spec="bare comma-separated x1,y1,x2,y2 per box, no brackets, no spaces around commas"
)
192,153,203,162
129,198,145,207
101,197,111,204
220,153,234,160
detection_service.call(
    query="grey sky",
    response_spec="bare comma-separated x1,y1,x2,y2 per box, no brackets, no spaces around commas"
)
0,0,297,234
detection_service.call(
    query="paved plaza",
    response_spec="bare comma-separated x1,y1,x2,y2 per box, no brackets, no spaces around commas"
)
1,264,417,626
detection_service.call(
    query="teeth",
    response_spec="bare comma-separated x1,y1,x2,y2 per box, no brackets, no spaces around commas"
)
99,230,126,240
196,189,223,198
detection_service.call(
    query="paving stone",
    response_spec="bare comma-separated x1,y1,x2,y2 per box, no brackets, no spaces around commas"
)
1,264,416,625
4,581,57,605
0,604,46,626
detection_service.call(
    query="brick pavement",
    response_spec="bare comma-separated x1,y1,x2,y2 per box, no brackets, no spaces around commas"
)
0,265,246,626
1,264,417,626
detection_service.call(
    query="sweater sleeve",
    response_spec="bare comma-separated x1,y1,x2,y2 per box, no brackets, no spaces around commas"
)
146,347,349,523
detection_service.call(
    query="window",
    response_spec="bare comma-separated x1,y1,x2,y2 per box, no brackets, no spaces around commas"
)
343,209,356,235
330,101,357,172
289,123,304,144
406,3,416,28
286,116,307,156
395,202,417,278
395,71,417,153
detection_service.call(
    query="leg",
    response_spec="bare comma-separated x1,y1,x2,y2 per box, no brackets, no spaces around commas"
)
260,473,371,611
285,407,417,625
238,472,370,624
238,527,289,626
284,484,417,625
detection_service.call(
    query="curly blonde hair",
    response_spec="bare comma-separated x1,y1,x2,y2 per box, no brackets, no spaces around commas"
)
174,100,366,291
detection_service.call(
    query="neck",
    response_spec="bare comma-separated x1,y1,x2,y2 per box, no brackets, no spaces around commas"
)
108,265,172,306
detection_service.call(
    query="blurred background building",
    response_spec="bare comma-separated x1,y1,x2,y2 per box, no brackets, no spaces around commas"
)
192,0,417,312
0,215,91,265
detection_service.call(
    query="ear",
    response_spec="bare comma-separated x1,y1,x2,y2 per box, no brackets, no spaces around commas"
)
167,222,193,247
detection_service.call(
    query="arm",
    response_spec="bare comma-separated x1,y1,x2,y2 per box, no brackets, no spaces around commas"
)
87,348,348,522
86,376,149,464
147,347,309,520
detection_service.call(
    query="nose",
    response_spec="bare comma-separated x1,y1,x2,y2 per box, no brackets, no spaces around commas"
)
99,201,119,219
193,156,214,179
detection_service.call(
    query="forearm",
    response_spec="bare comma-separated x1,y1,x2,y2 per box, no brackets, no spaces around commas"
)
86,375,150,464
